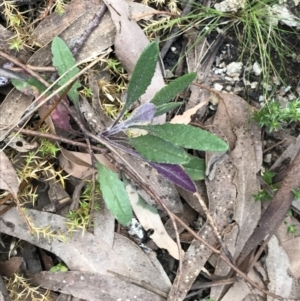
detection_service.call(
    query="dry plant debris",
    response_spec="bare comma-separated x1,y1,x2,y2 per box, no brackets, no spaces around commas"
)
0,0,300,301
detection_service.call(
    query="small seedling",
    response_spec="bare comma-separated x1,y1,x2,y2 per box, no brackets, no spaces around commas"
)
66,181,100,233
50,263,68,272
261,169,275,185
253,189,272,202
253,169,276,201
292,187,300,200
284,221,297,236
5,273,51,301
253,99,300,132
80,86,93,98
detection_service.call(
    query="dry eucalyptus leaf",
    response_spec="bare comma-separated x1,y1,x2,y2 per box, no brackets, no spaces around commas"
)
0,256,22,277
168,154,236,301
275,216,300,279
93,197,115,248
0,151,19,198
220,270,264,301
126,182,182,260
32,271,166,301
0,90,33,141
266,236,293,300
59,148,117,179
30,1,157,66
32,0,101,46
170,101,209,125
0,207,171,294
209,94,262,299
185,28,210,112
4,132,38,152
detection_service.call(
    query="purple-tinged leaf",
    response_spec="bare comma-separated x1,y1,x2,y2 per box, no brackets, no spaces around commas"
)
50,99,72,131
149,162,196,193
103,103,156,136
124,103,156,126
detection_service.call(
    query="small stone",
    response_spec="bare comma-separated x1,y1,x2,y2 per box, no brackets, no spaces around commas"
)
259,95,265,102
213,82,224,91
226,62,243,76
214,68,226,75
264,153,272,163
224,76,235,83
251,81,258,89
253,61,262,76
225,85,232,92
214,0,246,12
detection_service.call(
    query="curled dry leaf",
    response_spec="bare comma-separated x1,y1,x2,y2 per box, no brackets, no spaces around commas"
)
169,93,262,301
59,148,117,179
0,151,19,198
126,182,182,260
32,271,166,301
4,132,38,152
0,256,22,277
170,100,209,125
220,269,264,301
0,207,171,294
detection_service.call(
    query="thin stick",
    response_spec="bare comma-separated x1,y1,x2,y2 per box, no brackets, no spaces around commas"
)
14,127,105,153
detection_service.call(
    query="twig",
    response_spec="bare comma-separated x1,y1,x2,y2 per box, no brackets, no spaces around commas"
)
14,127,105,153
0,50,50,87
107,270,168,298
8,65,56,72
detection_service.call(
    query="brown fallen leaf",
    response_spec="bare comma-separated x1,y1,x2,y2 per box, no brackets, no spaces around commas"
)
93,196,115,248
275,216,300,279
0,151,19,198
126,182,182,260
0,257,22,277
168,154,236,301
31,271,166,301
169,93,262,301
32,0,101,46
59,148,117,179
220,269,264,301
0,207,171,294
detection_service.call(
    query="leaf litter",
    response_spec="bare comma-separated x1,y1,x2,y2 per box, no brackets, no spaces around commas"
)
0,0,300,300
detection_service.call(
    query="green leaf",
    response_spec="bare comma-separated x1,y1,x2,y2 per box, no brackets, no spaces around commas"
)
134,123,228,152
155,102,182,117
129,134,190,164
182,156,205,180
51,37,81,104
96,161,132,225
151,72,197,106
124,42,159,112
12,78,41,97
